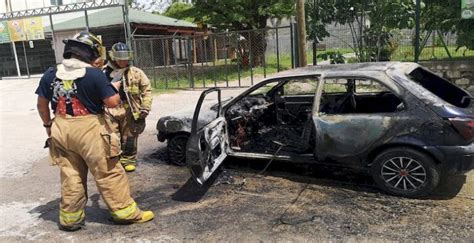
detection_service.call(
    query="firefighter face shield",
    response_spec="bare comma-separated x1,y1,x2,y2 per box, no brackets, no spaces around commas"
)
109,50,134,61
98,45,107,60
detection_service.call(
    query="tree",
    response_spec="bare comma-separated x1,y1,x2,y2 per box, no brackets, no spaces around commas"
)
362,0,414,61
305,0,337,64
305,0,414,62
305,0,336,42
421,0,474,52
128,0,171,12
162,2,194,22
456,20,474,51
190,0,294,31
189,0,295,66
307,0,473,62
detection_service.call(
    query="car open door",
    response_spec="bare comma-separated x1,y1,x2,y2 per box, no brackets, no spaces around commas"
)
187,88,228,184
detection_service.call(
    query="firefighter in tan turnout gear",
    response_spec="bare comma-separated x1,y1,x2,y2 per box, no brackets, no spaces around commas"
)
104,42,153,172
35,32,154,231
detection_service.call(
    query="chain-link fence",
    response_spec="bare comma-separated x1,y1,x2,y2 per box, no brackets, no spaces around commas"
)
305,24,474,65
134,22,474,90
133,26,294,89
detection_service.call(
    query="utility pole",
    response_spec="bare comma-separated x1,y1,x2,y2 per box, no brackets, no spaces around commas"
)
296,0,307,67
414,0,421,63
312,0,318,65
6,0,22,77
123,2,132,52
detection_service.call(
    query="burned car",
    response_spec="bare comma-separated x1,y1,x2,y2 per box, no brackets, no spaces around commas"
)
157,62,474,197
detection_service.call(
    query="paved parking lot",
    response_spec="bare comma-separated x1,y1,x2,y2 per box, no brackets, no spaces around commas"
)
0,77,472,241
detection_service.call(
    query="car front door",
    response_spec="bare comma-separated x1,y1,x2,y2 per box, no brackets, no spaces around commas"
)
187,88,228,184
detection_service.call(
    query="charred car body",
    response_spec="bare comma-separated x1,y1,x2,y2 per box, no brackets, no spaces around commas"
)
157,62,474,197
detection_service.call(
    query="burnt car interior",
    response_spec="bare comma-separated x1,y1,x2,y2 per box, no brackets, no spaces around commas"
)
321,78,404,114
225,78,316,155
224,76,404,156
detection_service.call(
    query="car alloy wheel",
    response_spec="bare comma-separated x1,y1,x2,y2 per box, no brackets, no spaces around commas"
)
381,157,427,191
371,147,440,198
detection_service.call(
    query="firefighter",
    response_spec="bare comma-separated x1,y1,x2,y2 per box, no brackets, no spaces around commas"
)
35,31,154,231
104,42,153,172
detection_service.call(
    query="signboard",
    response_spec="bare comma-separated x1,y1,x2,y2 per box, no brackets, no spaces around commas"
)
0,21,10,44
24,17,45,40
0,17,45,43
462,0,474,19
7,19,27,42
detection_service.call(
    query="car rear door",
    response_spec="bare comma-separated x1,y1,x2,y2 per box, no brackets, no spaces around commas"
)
314,74,407,160
187,88,228,184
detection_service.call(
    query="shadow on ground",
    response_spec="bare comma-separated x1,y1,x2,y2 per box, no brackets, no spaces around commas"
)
146,149,467,201
225,157,466,200
171,172,221,202
29,193,113,226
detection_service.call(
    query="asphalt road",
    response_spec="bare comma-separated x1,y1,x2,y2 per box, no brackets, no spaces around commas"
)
0,77,472,241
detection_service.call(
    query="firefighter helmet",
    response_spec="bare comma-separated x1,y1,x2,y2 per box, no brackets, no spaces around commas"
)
63,31,106,63
109,42,134,61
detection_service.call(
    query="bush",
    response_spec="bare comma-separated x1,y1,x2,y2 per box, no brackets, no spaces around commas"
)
317,51,345,64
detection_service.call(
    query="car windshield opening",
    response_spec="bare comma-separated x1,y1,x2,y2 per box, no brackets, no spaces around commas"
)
407,67,471,108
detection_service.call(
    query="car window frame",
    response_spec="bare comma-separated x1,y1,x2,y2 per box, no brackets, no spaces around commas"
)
223,74,322,111
315,74,408,116
353,79,392,94
280,78,320,96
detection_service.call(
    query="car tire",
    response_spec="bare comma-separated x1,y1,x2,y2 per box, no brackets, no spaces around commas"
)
167,134,189,167
371,147,440,198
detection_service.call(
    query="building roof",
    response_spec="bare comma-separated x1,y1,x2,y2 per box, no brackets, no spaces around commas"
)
44,7,196,32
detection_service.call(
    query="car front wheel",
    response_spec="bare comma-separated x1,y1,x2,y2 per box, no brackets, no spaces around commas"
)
167,134,190,166
371,147,440,198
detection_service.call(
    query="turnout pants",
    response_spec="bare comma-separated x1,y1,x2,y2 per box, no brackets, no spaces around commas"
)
49,114,143,228
106,104,145,166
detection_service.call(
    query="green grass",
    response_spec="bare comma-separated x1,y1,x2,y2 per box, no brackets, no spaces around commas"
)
391,45,474,61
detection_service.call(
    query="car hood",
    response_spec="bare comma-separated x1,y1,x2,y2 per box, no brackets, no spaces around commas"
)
157,102,219,134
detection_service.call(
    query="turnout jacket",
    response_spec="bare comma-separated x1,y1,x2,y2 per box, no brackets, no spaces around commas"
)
106,64,153,120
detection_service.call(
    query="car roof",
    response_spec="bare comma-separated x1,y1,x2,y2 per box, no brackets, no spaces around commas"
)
270,62,419,78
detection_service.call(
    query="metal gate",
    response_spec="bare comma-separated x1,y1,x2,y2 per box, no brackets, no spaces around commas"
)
133,26,294,89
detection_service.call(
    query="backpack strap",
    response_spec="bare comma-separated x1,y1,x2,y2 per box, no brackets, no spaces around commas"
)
51,76,90,116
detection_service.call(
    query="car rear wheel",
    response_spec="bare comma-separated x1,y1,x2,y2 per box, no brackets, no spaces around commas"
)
167,134,189,166
371,147,440,198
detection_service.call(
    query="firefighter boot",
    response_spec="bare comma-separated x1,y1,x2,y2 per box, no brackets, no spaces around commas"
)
124,164,136,172
58,219,85,232
120,157,136,172
112,203,154,224
137,211,154,223
58,209,86,232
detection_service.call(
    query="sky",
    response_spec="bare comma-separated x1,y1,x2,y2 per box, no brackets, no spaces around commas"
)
0,0,170,14
1,0,85,13
0,0,171,27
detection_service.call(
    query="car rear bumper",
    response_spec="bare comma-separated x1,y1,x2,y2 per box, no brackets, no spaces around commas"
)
426,143,474,174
